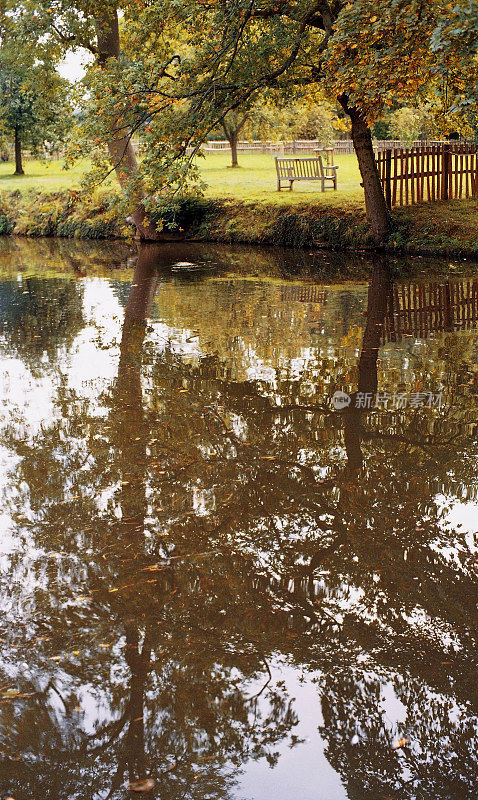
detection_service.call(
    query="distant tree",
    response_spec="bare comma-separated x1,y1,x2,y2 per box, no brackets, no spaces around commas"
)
0,60,70,175
289,101,338,143
388,106,434,144
219,104,264,168
215,93,340,167
220,111,246,167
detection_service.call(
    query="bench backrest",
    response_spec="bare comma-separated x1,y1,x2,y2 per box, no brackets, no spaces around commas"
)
275,156,325,179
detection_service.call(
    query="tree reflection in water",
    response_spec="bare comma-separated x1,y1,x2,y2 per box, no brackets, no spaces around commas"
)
0,242,476,800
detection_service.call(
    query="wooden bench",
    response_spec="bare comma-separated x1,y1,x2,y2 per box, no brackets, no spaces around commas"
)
275,156,338,191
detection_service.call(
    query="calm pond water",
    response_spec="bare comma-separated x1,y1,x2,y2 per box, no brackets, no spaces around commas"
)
0,237,477,800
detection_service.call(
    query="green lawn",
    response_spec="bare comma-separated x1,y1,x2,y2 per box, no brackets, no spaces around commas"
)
199,151,364,209
0,158,88,192
0,151,365,209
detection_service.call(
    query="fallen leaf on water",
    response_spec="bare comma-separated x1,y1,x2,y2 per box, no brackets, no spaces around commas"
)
392,737,409,750
127,778,155,792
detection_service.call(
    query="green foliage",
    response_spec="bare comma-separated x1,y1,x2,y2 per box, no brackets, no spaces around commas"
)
291,103,337,142
157,196,220,232
0,10,72,167
0,188,128,238
266,208,370,249
388,106,432,143
0,214,13,235
372,118,391,139
217,95,344,145
431,0,478,115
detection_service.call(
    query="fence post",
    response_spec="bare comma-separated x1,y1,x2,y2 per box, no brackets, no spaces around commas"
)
472,149,478,197
442,144,451,200
384,150,392,209
443,281,454,331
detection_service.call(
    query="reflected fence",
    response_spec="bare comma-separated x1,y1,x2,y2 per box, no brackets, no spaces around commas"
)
280,285,328,304
278,277,478,344
383,278,478,342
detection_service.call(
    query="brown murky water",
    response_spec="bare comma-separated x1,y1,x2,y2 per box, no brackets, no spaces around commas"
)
0,238,476,800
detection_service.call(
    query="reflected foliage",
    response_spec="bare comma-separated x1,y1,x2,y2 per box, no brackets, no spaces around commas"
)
0,277,84,369
0,242,476,800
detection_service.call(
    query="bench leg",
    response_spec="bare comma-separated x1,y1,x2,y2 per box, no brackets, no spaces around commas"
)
277,180,281,192
321,179,325,192
289,180,293,191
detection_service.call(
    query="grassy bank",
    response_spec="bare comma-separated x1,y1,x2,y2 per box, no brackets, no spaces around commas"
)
0,153,477,256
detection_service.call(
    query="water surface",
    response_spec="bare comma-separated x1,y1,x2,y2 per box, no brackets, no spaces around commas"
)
0,238,477,800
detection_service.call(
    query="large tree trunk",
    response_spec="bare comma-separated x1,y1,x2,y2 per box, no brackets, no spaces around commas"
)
343,261,392,472
94,8,160,241
339,96,391,245
14,127,24,175
124,625,151,785
114,246,160,533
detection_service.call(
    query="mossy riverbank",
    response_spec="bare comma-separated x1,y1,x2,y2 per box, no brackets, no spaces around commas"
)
1,189,477,258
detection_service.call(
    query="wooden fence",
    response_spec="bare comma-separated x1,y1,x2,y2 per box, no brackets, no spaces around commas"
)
383,279,478,342
201,139,331,154
376,143,478,207
198,138,465,156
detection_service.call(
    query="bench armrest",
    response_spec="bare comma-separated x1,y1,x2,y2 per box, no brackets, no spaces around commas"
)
323,165,339,172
